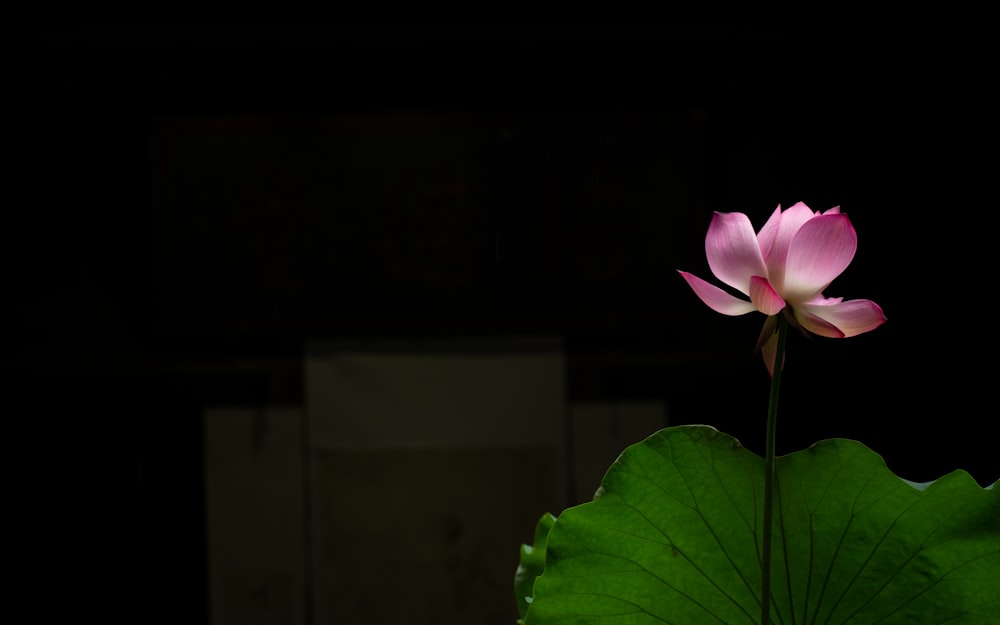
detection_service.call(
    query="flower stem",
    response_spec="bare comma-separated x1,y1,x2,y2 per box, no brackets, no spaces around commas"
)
761,312,787,625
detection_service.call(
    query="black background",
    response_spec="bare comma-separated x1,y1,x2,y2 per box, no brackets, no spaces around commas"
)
6,25,998,622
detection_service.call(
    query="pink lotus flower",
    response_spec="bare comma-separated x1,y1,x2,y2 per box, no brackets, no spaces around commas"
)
678,202,886,375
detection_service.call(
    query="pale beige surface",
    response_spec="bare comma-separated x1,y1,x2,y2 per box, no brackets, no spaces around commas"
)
304,338,567,624
305,340,566,451
316,448,554,625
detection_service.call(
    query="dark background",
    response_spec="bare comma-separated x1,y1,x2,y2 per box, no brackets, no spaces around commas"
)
6,25,998,622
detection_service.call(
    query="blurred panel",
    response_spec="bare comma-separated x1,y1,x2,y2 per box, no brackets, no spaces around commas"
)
304,337,564,625
316,448,553,624
204,407,306,625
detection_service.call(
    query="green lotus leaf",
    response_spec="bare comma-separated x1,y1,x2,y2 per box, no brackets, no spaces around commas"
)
523,425,999,624
515,512,558,623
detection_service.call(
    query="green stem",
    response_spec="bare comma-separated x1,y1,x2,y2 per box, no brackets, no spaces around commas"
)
761,312,788,625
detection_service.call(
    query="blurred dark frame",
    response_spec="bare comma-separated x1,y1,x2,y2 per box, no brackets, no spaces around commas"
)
151,111,707,342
